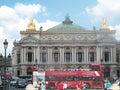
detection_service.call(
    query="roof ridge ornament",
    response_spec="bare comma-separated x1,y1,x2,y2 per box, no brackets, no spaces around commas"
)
65,14,70,21
100,17,109,30
63,14,73,25
27,18,36,30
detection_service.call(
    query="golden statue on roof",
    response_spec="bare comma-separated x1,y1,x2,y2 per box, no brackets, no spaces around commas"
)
27,18,36,30
101,17,108,29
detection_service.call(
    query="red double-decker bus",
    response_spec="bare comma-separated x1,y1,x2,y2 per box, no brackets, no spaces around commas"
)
32,64,103,89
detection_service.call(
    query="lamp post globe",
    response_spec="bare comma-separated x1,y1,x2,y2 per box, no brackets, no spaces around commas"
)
3,39,8,49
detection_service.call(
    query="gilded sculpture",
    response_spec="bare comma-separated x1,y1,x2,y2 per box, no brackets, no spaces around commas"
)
27,18,36,30
101,17,108,29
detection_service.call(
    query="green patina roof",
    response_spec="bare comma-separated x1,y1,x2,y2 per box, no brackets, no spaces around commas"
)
48,14,86,31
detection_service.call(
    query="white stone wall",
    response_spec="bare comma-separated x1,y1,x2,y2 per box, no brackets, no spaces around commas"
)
12,29,118,77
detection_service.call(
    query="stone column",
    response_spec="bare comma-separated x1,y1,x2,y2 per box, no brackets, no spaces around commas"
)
113,46,116,63
84,46,87,63
39,47,41,63
110,47,112,63
23,47,26,64
35,46,39,64
48,46,52,64
21,47,24,64
60,46,64,65
96,46,101,63
100,46,103,62
33,46,36,63
86,46,89,64
74,47,77,63
72,46,76,64
38,46,40,64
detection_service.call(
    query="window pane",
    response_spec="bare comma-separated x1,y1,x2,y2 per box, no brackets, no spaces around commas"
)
42,52,46,63
28,52,32,62
54,52,59,62
77,52,82,62
104,52,109,62
65,52,71,62
89,52,94,62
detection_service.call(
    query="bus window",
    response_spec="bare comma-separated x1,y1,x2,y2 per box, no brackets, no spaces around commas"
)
90,65,100,71
46,76,56,81
74,76,83,81
66,76,74,81
45,76,50,81
74,76,79,81
82,77,93,81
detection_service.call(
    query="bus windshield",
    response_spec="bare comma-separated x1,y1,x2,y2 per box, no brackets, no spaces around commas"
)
90,64,101,71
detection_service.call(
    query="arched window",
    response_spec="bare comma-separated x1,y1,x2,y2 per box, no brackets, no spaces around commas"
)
65,52,72,63
42,52,47,63
53,52,59,63
88,46,96,62
27,52,33,62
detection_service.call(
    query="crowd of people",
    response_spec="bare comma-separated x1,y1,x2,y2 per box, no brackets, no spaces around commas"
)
35,80,87,90
35,79,120,90
35,80,46,90
104,79,111,90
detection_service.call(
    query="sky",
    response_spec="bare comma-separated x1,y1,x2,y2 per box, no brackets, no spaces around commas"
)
0,0,120,55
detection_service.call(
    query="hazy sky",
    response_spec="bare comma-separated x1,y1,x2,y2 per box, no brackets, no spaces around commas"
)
0,0,120,55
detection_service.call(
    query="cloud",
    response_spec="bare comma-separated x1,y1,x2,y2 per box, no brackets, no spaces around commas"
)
35,20,60,30
0,3,59,55
14,3,45,17
86,0,120,20
109,25,120,41
85,0,120,40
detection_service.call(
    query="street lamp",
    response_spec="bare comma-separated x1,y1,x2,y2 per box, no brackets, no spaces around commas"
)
3,39,8,90
3,39,8,77
100,59,104,78
0,39,12,90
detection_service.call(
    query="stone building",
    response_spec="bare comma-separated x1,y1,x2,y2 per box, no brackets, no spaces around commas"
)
12,16,120,78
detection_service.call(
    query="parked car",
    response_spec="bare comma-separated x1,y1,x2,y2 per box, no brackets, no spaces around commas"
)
10,77,19,86
15,79,27,88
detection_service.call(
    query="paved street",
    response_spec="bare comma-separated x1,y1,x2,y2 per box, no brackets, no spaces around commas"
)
9,86,104,90
10,86,25,90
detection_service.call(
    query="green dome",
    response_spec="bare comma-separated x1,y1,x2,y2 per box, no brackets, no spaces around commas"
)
48,14,86,31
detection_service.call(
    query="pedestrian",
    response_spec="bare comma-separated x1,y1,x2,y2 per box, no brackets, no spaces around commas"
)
63,82,67,90
106,80,111,89
35,80,41,90
76,84,81,90
57,81,63,90
82,82,87,90
104,79,107,90
41,82,46,90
